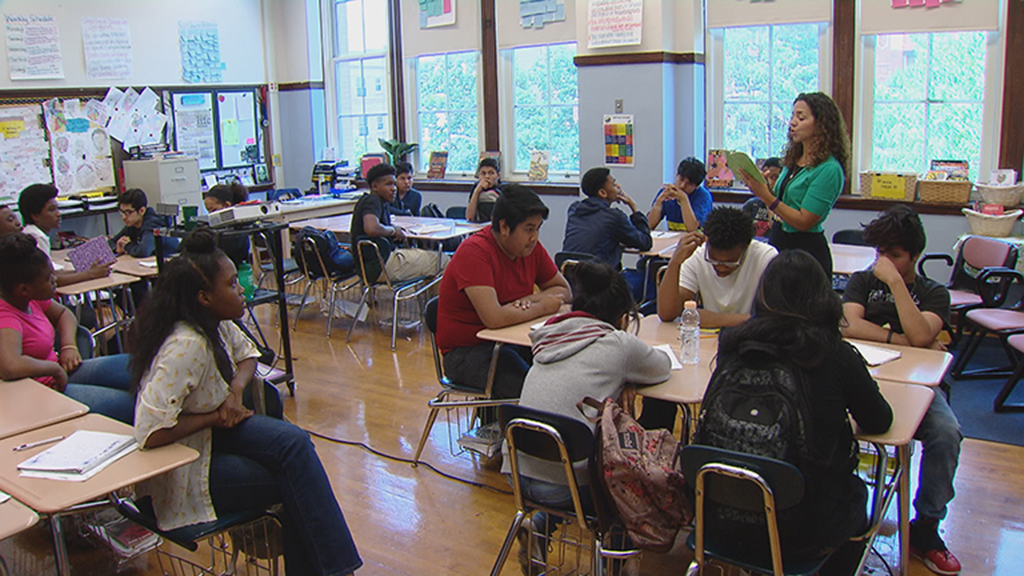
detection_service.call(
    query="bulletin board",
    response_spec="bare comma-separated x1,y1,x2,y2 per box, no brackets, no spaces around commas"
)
216,90,257,168
168,86,264,180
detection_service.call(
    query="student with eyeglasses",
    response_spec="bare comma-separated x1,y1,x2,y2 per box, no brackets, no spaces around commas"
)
110,188,170,258
656,206,777,327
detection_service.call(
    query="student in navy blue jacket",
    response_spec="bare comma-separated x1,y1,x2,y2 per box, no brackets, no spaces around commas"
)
562,167,652,271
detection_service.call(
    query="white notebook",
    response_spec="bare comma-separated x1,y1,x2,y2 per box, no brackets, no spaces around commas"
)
850,341,903,367
18,430,137,477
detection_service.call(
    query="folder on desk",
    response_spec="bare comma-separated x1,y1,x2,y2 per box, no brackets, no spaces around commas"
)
18,430,136,478
850,341,903,367
67,236,117,272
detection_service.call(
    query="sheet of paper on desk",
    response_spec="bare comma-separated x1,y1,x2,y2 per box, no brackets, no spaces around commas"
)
530,321,546,331
0,490,10,504
654,344,683,370
410,224,450,235
651,231,674,238
18,430,136,478
139,260,158,268
850,341,903,367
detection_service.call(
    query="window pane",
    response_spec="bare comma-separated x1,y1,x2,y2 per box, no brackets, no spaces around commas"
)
334,0,365,56
550,44,578,105
416,51,480,173
723,103,771,159
335,61,366,116
549,106,580,173
770,102,792,159
338,116,368,163
513,47,547,106
872,103,926,173
771,24,819,105
510,43,579,175
930,32,986,101
514,106,548,171
447,52,479,111
447,111,479,173
362,0,389,52
875,34,928,102
723,27,770,102
362,57,389,114
418,112,448,172
416,56,447,112
928,103,983,180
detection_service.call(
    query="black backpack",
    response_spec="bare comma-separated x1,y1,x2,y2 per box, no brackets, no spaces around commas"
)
693,341,817,467
295,226,355,278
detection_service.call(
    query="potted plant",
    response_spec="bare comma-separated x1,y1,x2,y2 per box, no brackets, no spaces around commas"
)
378,138,419,164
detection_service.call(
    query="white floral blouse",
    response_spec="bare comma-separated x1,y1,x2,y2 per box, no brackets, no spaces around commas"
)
133,321,260,531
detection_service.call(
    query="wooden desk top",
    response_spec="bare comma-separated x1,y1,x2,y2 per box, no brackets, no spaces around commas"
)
849,339,952,387
831,243,875,276
631,230,682,257
112,256,158,278
0,497,38,540
0,379,88,441
854,380,934,446
0,414,198,514
55,272,138,297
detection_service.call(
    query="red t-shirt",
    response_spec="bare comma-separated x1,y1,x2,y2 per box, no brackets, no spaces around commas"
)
436,226,558,353
0,298,58,387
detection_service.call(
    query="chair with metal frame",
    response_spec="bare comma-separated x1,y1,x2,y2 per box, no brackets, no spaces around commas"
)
347,238,442,350
411,297,513,465
252,230,301,291
292,234,360,337
681,445,889,576
918,235,1020,345
490,404,641,576
444,205,467,220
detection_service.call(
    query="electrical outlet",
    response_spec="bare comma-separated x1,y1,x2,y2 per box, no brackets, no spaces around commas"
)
269,82,279,92
615,99,623,113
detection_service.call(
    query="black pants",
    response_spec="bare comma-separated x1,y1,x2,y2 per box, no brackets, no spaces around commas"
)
769,221,833,278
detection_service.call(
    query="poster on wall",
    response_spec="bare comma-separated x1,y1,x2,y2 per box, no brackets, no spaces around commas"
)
520,0,566,29
4,14,64,80
42,98,115,195
603,114,634,167
179,21,223,83
81,18,133,80
171,92,217,170
0,105,52,203
419,0,456,29
588,0,643,49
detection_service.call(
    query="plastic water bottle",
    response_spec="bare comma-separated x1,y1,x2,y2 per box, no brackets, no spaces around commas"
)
238,262,256,302
679,300,700,365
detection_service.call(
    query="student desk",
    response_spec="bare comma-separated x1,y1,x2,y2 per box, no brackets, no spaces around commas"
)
0,379,88,441
858,380,935,576
0,414,198,576
831,242,876,276
0,497,38,541
55,272,138,352
849,339,953,387
295,214,485,242
111,255,159,278
631,230,682,257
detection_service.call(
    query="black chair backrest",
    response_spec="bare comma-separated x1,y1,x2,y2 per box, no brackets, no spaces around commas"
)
355,237,392,285
498,404,595,464
831,229,868,246
681,445,805,512
421,203,445,218
554,251,598,270
425,296,439,335
445,205,468,220
296,232,328,280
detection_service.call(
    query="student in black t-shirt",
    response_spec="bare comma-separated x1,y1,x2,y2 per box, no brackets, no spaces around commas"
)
351,163,448,282
841,205,962,576
466,157,501,222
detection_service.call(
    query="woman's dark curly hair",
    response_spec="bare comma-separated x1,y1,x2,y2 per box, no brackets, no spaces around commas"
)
782,92,851,183
128,229,234,392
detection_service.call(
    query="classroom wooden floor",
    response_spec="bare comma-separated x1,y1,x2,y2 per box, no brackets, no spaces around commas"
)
2,299,1024,575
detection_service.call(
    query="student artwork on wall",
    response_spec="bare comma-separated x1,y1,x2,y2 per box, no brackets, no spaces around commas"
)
179,21,224,83
528,150,550,181
0,105,52,204
588,0,643,49
705,149,735,189
603,114,634,167
81,18,133,80
4,14,64,80
520,0,566,29
42,98,115,195
419,0,456,29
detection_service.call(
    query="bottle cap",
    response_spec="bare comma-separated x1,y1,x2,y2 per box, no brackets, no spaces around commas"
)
684,300,697,310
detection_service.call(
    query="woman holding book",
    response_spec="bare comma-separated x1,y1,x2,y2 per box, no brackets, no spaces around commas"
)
0,233,135,423
130,229,361,576
736,92,850,277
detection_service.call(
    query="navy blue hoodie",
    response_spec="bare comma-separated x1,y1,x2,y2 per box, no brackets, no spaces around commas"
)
562,196,652,269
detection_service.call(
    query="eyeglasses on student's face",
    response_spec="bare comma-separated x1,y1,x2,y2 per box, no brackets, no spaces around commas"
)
703,248,745,269
119,208,138,217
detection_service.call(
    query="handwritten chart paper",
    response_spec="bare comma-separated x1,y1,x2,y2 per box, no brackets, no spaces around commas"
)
82,18,132,80
5,14,64,80
588,0,643,49
0,105,51,202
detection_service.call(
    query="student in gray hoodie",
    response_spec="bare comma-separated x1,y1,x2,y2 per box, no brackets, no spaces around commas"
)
504,261,671,573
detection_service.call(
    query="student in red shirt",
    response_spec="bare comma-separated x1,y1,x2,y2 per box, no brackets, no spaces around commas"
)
437,184,572,398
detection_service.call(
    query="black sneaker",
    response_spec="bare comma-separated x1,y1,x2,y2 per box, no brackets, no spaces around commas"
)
909,519,962,575
516,516,547,576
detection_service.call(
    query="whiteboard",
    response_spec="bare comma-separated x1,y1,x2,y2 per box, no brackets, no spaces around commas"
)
171,92,217,170
216,91,257,169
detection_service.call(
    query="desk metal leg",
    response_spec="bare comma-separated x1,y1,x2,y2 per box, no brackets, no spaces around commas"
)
898,444,911,575
50,512,71,576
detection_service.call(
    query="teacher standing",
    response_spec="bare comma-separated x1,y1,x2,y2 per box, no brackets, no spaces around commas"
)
738,92,850,277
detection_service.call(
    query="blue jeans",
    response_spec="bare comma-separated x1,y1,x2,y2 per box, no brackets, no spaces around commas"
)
913,392,963,521
443,343,532,399
64,353,136,424
210,415,362,576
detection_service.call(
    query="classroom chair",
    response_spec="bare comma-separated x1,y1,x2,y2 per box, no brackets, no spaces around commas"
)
993,333,1024,412
554,251,598,272
445,205,467,220
918,235,1020,345
252,230,301,291
348,239,442,350
831,229,868,246
292,234,360,337
412,297,513,465
951,293,1024,379
490,404,640,576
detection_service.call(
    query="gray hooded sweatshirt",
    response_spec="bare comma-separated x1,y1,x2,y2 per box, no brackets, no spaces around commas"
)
502,312,672,486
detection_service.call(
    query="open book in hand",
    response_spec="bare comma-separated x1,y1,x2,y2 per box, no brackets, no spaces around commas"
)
18,430,137,480
726,151,767,185
849,341,903,367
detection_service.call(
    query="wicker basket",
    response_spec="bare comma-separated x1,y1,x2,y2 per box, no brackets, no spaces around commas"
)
859,171,917,201
962,208,1022,237
975,183,1024,207
919,179,972,204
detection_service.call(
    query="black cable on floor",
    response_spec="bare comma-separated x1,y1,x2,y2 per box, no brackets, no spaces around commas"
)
869,544,894,576
304,428,513,496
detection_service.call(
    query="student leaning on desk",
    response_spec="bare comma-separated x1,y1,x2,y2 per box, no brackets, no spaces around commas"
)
109,188,171,258
840,206,963,576
129,229,361,576
0,233,134,423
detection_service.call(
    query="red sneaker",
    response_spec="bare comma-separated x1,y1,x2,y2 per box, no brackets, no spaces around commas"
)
910,519,962,575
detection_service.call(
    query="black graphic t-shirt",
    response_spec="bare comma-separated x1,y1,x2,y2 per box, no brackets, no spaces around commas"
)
842,271,951,334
